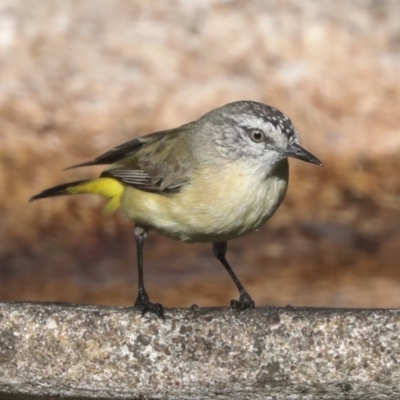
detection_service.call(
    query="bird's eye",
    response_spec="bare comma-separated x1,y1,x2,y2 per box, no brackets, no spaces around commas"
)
249,130,264,143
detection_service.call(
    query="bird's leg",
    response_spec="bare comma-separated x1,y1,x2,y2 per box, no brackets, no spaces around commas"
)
134,226,164,319
212,242,255,310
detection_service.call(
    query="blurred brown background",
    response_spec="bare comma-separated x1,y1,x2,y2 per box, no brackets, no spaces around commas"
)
0,0,400,308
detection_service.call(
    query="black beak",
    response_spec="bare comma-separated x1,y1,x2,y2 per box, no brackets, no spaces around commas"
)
286,143,322,166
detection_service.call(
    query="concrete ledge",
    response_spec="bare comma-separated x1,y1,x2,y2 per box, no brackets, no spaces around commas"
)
0,302,399,399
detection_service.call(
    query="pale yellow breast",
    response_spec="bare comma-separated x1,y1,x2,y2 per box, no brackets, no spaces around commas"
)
120,159,289,243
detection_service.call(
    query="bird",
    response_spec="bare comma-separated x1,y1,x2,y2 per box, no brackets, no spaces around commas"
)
30,100,322,318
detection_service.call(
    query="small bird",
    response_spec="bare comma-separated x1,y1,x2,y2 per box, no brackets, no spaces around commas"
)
30,101,322,318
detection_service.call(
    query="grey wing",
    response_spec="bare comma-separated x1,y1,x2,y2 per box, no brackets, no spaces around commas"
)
100,123,196,193
66,122,196,194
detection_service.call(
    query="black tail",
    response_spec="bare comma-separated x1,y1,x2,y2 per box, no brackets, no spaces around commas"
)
29,180,89,202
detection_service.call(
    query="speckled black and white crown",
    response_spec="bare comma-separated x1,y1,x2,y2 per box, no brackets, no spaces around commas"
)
210,100,298,141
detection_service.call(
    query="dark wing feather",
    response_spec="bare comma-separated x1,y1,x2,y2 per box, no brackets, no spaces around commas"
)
68,122,197,194
101,169,155,189
65,129,172,169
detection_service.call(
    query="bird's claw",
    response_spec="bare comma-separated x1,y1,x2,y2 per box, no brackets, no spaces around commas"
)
135,291,165,319
230,290,255,311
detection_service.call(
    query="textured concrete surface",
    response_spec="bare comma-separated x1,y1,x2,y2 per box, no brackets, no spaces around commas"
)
0,302,399,399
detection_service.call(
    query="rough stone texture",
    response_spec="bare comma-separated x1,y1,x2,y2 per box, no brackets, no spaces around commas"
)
0,302,399,399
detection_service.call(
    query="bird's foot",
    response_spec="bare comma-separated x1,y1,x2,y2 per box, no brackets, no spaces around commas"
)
135,290,164,319
230,290,255,311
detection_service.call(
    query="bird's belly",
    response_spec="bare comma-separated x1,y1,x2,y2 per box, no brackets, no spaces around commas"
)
121,161,289,243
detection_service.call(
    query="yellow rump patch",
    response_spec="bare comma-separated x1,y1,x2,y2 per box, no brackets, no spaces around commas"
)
67,177,125,214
